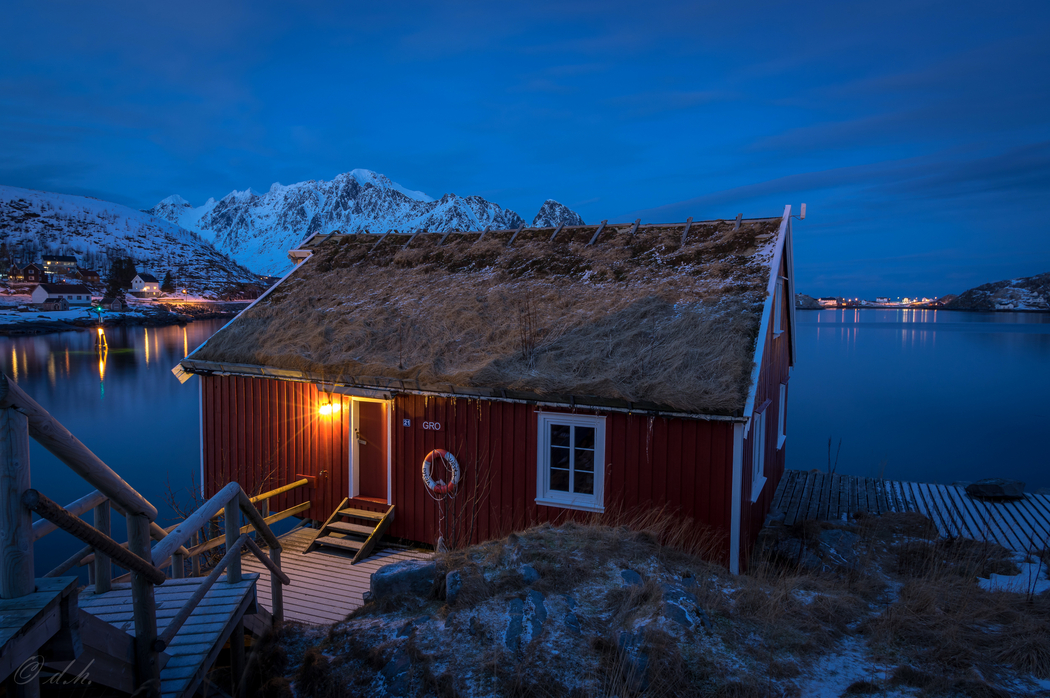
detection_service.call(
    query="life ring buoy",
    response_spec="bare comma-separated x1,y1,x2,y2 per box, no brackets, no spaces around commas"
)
422,449,460,495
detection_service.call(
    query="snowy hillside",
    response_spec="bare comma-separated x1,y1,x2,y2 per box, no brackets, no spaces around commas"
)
0,185,261,295
945,272,1050,310
148,170,583,275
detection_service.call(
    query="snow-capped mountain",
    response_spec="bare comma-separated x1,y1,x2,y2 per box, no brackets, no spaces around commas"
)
0,185,261,296
945,272,1050,311
532,199,585,228
149,170,583,275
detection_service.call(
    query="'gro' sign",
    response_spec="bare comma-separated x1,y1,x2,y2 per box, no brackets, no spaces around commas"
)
422,421,441,430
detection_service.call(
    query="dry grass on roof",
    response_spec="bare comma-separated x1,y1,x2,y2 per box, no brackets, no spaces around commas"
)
194,218,781,413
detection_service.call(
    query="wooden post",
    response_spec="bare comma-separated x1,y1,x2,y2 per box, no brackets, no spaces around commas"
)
191,531,201,577
172,551,184,579
224,497,245,694
224,500,240,583
270,547,283,624
127,514,160,697
93,501,111,593
0,407,34,599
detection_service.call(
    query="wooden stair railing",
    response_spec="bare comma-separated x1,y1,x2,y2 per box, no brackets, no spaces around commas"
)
154,533,290,652
21,489,167,585
0,373,155,519
1,373,296,697
2,372,164,693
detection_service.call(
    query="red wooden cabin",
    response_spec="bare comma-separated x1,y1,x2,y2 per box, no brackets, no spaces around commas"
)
177,207,798,572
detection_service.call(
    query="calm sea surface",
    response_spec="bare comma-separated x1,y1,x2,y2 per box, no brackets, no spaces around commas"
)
2,310,1049,574
790,309,1050,492
1,320,227,575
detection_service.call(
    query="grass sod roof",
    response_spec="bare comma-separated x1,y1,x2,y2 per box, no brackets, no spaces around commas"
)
189,217,784,415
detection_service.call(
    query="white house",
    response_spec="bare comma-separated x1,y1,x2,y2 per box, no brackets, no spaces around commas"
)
31,283,93,306
132,273,161,296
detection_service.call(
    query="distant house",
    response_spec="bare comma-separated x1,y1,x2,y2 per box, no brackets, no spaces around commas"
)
42,254,78,279
31,283,93,307
23,263,43,284
875,297,890,304
97,296,129,311
75,267,100,285
40,297,69,312
817,297,840,307
3,265,21,282
132,273,161,297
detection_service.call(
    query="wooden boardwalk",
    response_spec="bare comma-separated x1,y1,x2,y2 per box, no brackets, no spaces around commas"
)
78,574,259,698
772,470,1050,553
242,527,431,625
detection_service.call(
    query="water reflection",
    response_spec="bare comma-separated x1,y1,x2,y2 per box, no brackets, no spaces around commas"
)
793,310,1050,492
0,320,226,576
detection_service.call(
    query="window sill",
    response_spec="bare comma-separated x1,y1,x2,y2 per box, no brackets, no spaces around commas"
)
750,476,767,503
535,496,605,513
777,435,787,450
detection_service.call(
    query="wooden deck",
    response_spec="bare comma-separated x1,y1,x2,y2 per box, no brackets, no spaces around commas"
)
78,574,259,698
772,469,1050,552
242,527,431,625
0,577,78,682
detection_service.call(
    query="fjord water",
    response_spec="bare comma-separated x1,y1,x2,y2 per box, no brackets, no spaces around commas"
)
791,309,1050,492
1,320,227,575
3,310,1049,575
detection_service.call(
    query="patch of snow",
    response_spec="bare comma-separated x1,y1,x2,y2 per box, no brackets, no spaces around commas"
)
978,556,1050,594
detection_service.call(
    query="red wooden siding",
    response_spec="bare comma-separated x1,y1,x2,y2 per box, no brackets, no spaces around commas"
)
201,376,351,521
201,376,738,560
738,252,793,568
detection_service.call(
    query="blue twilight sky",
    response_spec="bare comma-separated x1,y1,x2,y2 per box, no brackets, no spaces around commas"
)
2,0,1048,297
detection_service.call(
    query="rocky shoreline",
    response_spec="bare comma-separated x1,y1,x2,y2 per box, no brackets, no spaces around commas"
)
0,302,247,337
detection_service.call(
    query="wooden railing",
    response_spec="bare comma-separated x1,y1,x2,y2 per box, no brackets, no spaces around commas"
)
21,489,167,585
0,373,299,698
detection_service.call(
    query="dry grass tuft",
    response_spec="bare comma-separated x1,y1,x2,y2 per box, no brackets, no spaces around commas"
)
194,219,782,413
295,648,345,698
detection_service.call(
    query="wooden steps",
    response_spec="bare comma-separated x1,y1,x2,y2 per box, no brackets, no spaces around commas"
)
305,498,395,563
77,574,260,698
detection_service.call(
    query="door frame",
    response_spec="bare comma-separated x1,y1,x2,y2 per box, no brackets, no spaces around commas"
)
348,397,392,504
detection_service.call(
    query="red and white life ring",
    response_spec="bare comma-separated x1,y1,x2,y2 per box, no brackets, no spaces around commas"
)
422,449,460,495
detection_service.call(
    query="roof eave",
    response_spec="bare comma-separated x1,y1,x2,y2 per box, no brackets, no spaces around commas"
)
178,358,747,422
741,204,792,431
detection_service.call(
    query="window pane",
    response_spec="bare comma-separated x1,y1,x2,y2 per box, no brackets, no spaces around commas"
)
550,446,570,470
550,468,570,492
574,426,595,449
574,471,594,495
575,449,594,472
551,424,570,447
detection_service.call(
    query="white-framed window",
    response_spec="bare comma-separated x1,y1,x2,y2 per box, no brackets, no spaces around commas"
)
536,412,605,513
777,383,787,450
751,409,767,502
773,277,785,336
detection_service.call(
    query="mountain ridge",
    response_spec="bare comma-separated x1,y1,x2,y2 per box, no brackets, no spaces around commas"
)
148,170,583,275
945,271,1050,311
